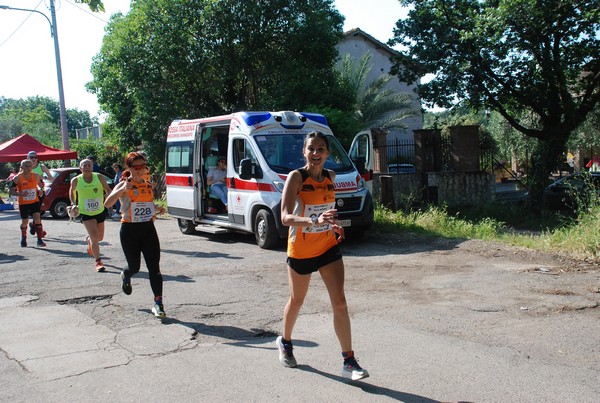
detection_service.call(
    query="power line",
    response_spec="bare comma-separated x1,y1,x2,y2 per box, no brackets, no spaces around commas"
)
65,0,108,24
0,0,45,48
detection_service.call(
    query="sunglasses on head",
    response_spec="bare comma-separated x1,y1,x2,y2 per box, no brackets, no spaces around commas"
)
130,163,147,170
29,156,38,159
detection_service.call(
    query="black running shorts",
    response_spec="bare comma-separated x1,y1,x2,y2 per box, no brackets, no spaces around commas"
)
287,245,342,275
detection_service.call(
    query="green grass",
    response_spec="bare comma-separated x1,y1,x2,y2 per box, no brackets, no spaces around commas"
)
374,203,600,260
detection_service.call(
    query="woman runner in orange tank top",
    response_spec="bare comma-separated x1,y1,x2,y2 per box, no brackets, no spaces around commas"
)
276,131,369,381
105,152,167,318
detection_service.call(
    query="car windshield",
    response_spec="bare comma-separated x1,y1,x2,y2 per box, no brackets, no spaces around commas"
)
254,133,355,174
550,172,600,191
44,170,62,185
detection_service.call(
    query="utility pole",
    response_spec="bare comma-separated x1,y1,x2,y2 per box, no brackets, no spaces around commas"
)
49,0,70,151
0,0,70,151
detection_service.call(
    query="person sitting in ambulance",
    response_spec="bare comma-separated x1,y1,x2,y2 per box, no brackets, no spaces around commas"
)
207,157,228,210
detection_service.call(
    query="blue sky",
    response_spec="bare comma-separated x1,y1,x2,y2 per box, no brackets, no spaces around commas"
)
0,0,409,119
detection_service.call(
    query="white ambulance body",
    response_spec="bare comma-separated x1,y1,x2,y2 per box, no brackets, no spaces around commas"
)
165,111,374,249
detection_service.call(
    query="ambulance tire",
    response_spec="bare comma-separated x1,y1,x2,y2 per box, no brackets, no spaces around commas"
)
254,209,278,249
344,226,367,240
178,218,196,235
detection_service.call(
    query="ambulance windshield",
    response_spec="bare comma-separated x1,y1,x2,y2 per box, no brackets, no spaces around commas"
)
255,134,355,175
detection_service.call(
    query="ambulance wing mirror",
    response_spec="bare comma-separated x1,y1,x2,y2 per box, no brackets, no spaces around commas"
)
353,155,366,174
239,158,263,180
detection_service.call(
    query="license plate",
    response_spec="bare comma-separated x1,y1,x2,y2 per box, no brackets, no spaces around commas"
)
338,219,351,227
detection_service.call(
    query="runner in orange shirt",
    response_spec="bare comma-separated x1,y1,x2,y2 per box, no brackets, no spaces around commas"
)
8,159,47,247
105,152,166,318
276,131,369,381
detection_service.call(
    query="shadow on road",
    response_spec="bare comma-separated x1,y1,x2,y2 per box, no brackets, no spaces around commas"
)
0,252,26,264
296,364,443,402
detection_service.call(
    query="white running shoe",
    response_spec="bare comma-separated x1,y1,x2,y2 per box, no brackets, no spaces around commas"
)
152,302,166,318
342,356,369,381
276,336,297,367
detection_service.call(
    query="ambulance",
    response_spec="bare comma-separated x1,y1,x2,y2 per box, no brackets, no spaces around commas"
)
165,111,374,249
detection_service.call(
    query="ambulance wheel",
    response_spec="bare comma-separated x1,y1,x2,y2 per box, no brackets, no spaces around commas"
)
178,219,196,235
254,209,278,249
344,226,367,241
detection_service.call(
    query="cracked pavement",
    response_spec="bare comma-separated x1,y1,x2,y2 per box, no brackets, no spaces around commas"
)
0,209,599,402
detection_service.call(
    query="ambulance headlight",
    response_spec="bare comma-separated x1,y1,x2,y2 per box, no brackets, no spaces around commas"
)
357,176,365,191
273,180,285,192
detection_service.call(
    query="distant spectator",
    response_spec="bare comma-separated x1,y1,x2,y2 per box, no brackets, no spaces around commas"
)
112,163,123,216
86,155,101,172
6,166,17,182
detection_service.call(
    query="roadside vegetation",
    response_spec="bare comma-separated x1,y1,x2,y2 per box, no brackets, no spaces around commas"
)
374,202,600,260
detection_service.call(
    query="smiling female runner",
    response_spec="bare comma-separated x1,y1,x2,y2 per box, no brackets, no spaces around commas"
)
276,131,369,381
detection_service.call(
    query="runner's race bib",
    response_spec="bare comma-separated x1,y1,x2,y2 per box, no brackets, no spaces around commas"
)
303,202,335,233
131,201,155,222
22,189,37,201
84,198,102,213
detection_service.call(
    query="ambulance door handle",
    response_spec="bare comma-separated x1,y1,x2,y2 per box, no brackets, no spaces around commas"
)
229,177,234,189
188,176,193,187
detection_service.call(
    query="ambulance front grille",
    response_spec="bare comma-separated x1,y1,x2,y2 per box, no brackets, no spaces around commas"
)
335,197,362,213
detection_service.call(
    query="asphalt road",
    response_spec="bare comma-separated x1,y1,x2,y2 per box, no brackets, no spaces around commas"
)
0,209,599,402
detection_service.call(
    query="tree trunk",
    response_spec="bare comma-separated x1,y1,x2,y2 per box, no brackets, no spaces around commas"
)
527,133,569,212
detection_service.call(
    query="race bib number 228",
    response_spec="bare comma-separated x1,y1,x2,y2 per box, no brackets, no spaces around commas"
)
131,202,155,222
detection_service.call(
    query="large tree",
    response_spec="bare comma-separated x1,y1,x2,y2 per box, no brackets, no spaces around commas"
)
390,0,600,209
87,0,344,164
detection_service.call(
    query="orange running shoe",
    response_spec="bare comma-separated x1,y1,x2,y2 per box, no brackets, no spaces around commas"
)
95,259,105,272
86,236,93,256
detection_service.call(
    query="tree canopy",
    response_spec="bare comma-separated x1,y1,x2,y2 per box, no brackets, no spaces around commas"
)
87,0,344,163
76,0,105,12
390,0,600,209
0,96,94,145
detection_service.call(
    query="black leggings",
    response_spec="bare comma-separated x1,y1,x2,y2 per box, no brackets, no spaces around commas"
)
120,221,162,298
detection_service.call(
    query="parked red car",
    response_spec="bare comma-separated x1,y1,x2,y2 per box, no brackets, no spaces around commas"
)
41,168,115,218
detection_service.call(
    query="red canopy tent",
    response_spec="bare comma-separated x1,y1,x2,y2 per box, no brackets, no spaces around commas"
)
585,157,599,168
0,133,77,163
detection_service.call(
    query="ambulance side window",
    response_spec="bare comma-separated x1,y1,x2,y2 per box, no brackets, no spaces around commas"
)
232,138,257,173
166,141,193,174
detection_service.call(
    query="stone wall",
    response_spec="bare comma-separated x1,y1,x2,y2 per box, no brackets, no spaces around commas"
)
373,171,495,210
426,171,495,207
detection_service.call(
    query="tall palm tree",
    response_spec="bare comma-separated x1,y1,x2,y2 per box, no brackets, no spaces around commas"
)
337,53,416,131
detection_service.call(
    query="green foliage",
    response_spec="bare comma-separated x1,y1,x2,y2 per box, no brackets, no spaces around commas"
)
391,0,600,211
545,206,600,258
87,0,344,165
71,137,122,172
374,201,600,259
0,96,94,140
76,0,105,12
570,103,600,153
334,54,416,139
375,204,504,240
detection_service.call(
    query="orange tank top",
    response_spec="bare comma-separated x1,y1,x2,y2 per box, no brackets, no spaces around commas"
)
287,169,337,259
120,180,156,223
17,173,40,205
